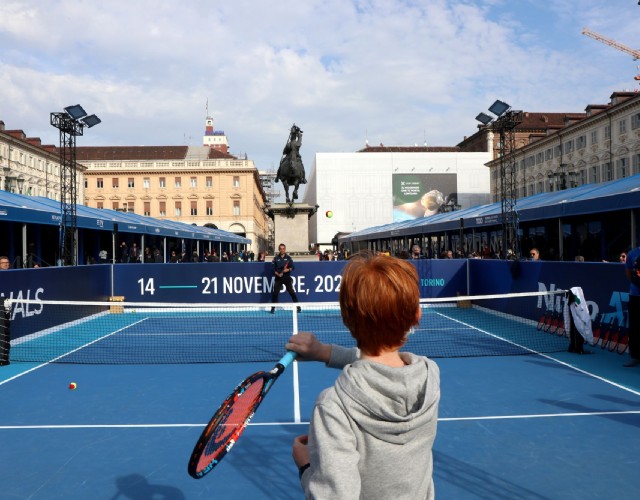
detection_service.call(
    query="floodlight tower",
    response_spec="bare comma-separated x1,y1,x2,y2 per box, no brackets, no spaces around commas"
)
476,100,523,259
50,105,101,265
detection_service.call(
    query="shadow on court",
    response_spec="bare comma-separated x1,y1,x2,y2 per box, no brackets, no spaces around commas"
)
111,474,185,500
434,451,549,500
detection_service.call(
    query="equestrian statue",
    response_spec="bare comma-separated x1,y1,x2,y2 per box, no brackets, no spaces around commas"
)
276,124,306,203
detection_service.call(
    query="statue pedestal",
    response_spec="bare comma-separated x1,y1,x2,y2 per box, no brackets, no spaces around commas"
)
267,203,318,254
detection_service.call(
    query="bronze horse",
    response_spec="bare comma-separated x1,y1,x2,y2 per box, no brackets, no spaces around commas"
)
276,124,306,203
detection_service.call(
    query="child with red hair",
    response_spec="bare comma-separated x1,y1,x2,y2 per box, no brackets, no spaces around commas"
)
287,252,440,499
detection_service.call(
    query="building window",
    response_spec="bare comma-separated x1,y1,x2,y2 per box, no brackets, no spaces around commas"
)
84,179,88,189
233,200,240,215
576,135,586,149
175,201,182,216
233,176,240,188
535,152,543,164
97,178,104,188
112,178,119,189
616,157,629,179
206,176,213,187
144,202,150,216
564,140,574,154
97,201,103,209
206,200,213,215
589,165,600,183
553,145,561,158
603,162,612,181
544,149,552,161
190,177,197,188
175,177,182,188
112,202,119,210
128,178,135,188
577,170,587,186
632,113,640,130
143,178,150,189
190,201,198,215
604,124,611,140
619,119,627,135
159,201,166,216
591,129,598,145
631,153,640,175
126,201,134,213
159,177,166,188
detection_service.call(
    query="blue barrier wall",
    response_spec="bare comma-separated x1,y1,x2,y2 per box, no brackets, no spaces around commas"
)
468,259,629,326
1,265,112,340
111,260,470,303
1,260,630,340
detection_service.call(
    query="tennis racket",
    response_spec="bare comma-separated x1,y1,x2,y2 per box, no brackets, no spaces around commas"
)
188,350,297,479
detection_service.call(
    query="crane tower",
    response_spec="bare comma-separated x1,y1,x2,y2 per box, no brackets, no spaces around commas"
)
581,27,640,81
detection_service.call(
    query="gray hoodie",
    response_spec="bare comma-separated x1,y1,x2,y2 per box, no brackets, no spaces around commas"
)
301,346,440,499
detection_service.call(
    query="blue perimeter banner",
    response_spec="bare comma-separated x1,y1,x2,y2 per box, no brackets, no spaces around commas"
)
0,260,631,340
111,260,469,303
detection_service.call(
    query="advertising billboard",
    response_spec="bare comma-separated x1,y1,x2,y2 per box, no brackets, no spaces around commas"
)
392,173,458,222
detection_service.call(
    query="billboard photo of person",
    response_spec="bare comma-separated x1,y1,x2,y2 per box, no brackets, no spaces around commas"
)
392,173,457,222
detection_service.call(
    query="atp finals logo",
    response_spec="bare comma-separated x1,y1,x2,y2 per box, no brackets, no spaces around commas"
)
0,288,45,319
536,281,628,326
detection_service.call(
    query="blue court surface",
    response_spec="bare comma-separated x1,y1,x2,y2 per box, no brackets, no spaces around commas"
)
1,346,639,499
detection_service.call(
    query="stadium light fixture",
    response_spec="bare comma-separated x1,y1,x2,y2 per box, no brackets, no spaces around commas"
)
475,112,493,125
64,104,87,120
81,114,102,128
489,100,510,117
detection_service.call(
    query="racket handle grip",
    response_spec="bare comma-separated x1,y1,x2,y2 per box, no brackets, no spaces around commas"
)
279,350,298,369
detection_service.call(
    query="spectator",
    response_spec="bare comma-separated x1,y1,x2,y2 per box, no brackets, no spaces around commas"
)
0,256,10,270
130,242,141,263
529,248,540,261
119,242,129,263
153,248,163,263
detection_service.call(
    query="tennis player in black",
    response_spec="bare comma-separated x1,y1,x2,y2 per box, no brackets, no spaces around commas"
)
271,243,301,313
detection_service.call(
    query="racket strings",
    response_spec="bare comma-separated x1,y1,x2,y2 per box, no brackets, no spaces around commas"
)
197,378,264,472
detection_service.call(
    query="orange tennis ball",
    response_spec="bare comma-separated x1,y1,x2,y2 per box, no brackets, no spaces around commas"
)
69,382,77,390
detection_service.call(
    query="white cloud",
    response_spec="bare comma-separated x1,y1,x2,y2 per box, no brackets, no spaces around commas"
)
1,0,638,176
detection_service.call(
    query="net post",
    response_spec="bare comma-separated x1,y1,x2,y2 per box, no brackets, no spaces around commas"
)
109,296,125,314
0,298,10,366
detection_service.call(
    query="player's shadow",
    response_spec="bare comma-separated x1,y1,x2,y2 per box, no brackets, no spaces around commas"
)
538,397,640,429
223,427,302,500
434,450,551,500
110,474,185,500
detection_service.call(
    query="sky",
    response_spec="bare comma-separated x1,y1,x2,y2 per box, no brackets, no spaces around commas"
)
1,0,639,179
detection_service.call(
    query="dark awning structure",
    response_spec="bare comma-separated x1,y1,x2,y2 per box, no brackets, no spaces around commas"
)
344,174,640,242
0,190,249,244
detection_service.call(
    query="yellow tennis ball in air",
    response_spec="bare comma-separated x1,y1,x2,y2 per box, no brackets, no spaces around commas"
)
326,210,333,218
69,382,77,390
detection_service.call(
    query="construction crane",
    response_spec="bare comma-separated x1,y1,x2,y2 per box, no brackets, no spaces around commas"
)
581,27,640,81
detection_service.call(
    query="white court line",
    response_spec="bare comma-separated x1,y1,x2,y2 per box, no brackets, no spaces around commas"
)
432,310,640,398
2,410,640,430
0,318,148,387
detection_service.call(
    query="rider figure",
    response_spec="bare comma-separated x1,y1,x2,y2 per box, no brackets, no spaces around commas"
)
276,124,306,202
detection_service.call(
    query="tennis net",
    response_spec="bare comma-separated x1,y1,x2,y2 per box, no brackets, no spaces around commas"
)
3,290,570,364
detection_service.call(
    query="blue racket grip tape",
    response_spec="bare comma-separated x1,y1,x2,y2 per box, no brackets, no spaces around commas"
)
279,350,298,369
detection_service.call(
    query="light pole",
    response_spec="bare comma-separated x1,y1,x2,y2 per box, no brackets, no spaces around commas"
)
476,100,523,259
50,105,101,265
